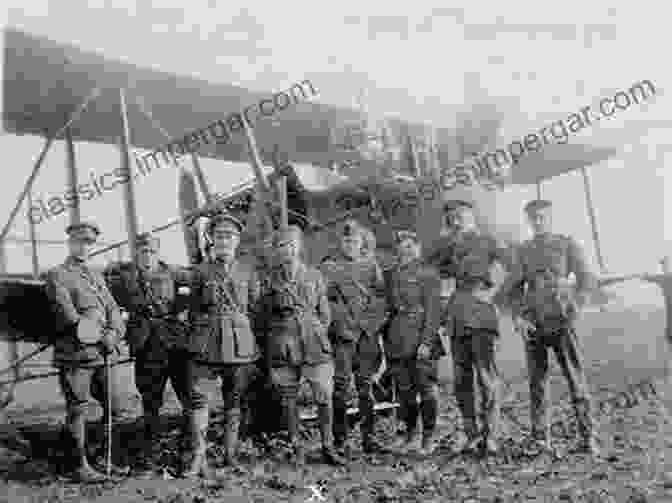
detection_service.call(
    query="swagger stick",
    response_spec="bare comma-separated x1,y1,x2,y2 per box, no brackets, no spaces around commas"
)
105,353,112,477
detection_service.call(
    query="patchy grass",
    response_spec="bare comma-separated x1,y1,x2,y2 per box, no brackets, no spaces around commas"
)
0,366,670,503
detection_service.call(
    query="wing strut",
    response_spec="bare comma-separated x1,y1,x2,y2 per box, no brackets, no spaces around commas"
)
581,166,606,272
190,153,213,204
118,88,140,258
26,192,39,278
65,127,81,226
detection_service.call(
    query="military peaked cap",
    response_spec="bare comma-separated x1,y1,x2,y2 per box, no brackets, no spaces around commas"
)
443,200,474,213
206,211,244,235
65,221,100,241
524,199,552,213
136,232,160,251
274,225,303,246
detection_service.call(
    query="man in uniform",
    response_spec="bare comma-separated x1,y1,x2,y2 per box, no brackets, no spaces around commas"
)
258,225,346,466
428,200,509,455
183,211,262,477
382,230,442,455
500,199,599,455
105,233,191,476
319,219,386,455
45,222,125,482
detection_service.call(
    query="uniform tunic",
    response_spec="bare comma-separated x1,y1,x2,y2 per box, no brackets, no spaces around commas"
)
187,258,261,412
258,262,333,404
105,260,191,410
45,256,125,416
382,259,440,360
188,259,261,365
320,253,385,398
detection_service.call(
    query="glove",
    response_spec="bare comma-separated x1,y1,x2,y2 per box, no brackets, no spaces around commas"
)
99,330,118,355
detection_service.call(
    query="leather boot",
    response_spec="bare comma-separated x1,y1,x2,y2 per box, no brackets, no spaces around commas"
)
135,412,160,476
68,413,106,483
317,404,346,465
530,425,551,451
574,399,600,456
420,397,438,455
183,408,211,479
359,396,384,454
455,417,481,454
393,402,420,453
222,409,241,466
332,396,349,451
480,412,499,456
284,397,304,466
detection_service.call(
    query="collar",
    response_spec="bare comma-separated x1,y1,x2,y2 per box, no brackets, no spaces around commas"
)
65,255,88,268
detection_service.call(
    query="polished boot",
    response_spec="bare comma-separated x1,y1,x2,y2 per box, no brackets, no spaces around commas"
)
455,417,481,454
134,411,160,476
420,398,438,456
183,408,211,479
67,414,106,483
530,426,551,451
222,409,241,466
284,397,304,466
332,396,349,450
359,396,384,454
480,410,499,456
574,399,600,456
317,404,346,465
393,402,420,453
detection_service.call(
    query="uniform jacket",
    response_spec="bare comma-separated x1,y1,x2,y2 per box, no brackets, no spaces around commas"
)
258,262,332,367
382,258,441,359
427,231,510,283
188,258,261,365
105,261,190,356
45,256,125,365
429,231,508,332
319,252,385,342
501,233,597,324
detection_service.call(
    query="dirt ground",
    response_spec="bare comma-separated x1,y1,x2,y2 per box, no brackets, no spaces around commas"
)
1,309,671,502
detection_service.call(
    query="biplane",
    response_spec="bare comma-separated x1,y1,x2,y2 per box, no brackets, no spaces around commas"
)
0,27,658,420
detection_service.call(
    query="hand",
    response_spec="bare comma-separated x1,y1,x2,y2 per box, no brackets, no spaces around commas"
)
513,317,535,341
99,330,118,355
417,343,431,360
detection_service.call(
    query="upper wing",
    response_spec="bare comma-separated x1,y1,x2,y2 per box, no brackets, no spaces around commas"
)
509,143,619,185
2,28,441,167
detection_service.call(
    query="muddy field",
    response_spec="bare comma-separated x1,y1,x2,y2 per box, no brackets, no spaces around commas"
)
0,308,670,502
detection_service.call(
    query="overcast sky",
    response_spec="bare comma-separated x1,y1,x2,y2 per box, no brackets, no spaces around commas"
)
0,1,670,304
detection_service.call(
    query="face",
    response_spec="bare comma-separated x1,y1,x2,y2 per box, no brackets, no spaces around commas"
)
67,236,95,260
212,226,240,258
276,239,300,264
447,207,477,234
527,208,551,235
397,238,421,262
136,246,159,270
341,233,363,258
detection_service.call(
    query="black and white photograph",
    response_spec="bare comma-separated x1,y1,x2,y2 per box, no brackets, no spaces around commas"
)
0,2,669,502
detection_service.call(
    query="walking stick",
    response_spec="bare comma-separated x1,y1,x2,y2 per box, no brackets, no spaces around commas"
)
105,353,112,478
